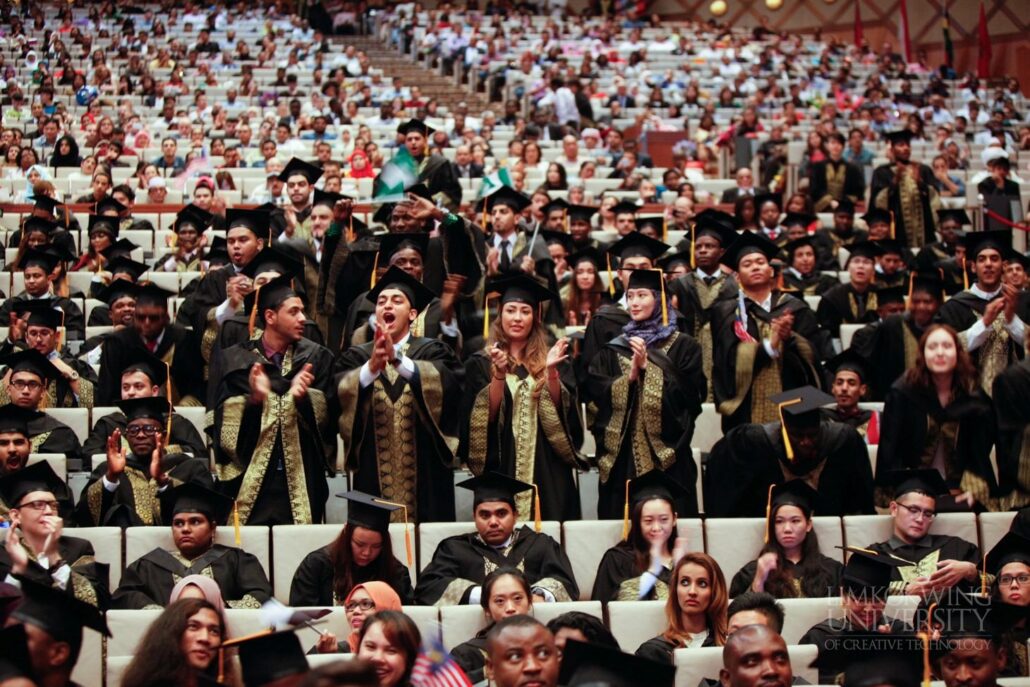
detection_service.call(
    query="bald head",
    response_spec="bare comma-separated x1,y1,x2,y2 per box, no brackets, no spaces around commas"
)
720,625,792,687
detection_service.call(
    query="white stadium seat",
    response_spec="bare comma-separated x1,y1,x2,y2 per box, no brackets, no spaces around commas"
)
124,525,271,578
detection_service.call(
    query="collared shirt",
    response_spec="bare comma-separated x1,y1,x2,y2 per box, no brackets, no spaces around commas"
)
963,282,1026,350
358,332,417,387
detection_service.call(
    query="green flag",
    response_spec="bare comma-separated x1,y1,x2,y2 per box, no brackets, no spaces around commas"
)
476,168,513,200
372,147,419,203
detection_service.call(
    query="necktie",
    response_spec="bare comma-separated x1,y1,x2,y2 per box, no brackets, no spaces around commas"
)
704,276,716,286
500,239,511,271
146,339,158,353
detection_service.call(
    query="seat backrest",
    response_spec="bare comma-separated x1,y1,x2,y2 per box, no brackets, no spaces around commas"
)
63,525,124,589
693,403,720,453
531,600,604,626
418,521,561,574
606,599,666,653
673,644,817,687
562,519,704,600
44,407,89,443
106,654,132,687
174,405,208,439
884,594,922,626
979,512,1016,554
843,513,979,551
125,526,271,578
840,323,863,350
440,604,487,651
778,597,845,644
107,609,163,657
27,452,66,481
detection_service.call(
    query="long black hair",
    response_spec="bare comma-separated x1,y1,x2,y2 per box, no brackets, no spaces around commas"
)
759,501,836,598
50,134,81,167
626,496,679,574
120,598,227,687
329,523,399,603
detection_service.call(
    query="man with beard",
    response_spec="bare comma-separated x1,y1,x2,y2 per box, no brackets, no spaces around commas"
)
278,157,321,224
0,405,73,519
870,129,939,251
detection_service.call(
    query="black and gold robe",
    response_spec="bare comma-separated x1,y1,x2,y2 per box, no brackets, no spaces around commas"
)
288,544,414,606
462,354,585,522
870,162,940,250
336,336,463,523
819,407,875,442
800,616,911,684
27,413,82,460
704,420,875,517
0,344,96,409
936,289,1025,398
813,227,869,271
868,534,981,596
343,294,458,354
781,269,838,297
710,292,826,433
815,283,880,339
810,158,865,212
585,332,705,519
211,338,335,526
592,541,672,602
0,535,109,608
112,544,272,609
0,294,85,340
991,358,1030,510
667,271,739,402
729,553,843,598
96,324,204,406
413,525,578,605
81,412,207,460
849,314,927,401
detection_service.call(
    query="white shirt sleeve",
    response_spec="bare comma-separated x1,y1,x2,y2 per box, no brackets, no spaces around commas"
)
359,361,377,388
531,586,556,603
467,586,482,605
214,298,236,325
49,563,72,590
439,318,460,337
1004,315,1026,346
962,319,989,351
102,474,120,492
762,338,781,359
395,356,416,380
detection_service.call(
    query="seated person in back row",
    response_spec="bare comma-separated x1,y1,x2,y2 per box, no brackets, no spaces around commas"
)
0,350,82,458
112,481,272,609
0,247,85,341
414,473,578,606
0,404,74,521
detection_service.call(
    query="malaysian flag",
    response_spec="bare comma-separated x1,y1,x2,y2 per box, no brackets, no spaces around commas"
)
409,633,472,687
733,290,757,343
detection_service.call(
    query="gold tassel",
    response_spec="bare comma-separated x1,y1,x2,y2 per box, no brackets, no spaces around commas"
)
981,553,988,596
164,361,173,447
662,215,667,243
889,211,896,240
961,256,969,290
689,225,695,270
217,646,226,684
346,214,355,243
764,483,776,543
483,293,494,340
778,399,802,461
621,479,631,540
908,272,914,301
370,251,380,289
373,498,413,567
654,268,668,325
56,308,64,352
482,199,488,230
233,501,241,546
916,631,931,687
606,253,615,297
248,284,262,337
532,483,542,533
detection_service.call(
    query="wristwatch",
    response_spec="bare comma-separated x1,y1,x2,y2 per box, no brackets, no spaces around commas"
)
66,370,80,381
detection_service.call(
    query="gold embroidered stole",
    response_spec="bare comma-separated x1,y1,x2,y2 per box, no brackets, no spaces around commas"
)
977,317,1011,398
825,162,846,200
898,169,926,250
750,318,782,424
847,290,877,321
902,322,920,370
371,343,419,521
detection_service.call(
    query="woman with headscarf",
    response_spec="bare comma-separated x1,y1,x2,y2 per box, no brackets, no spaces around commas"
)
49,134,81,168
586,268,706,519
314,581,403,654
169,574,228,608
15,164,52,202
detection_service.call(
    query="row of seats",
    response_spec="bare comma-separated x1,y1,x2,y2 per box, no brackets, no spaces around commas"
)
10,511,1012,603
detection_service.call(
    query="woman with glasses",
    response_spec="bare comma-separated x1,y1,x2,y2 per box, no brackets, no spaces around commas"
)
985,532,1030,676
314,581,403,654
451,569,534,683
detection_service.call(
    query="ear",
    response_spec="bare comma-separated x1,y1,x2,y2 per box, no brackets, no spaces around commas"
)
408,308,417,323
718,668,731,687
49,640,71,669
483,657,494,682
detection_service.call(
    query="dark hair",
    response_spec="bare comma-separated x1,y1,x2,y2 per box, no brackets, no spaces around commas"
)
50,134,81,167
545,611,620,649
902,323,977,396
120,598,226,687
481,568,532,612
357,611,420,684
627,496,679,574
757,501,837,598
329,523,399,604
299,659,378,687
726,592,785,634
111,183,134,202
485,614,549,653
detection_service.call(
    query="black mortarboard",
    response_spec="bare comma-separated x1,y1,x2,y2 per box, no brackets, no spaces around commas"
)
888,468,949,499
134,283,174,309
10,576,111,641
607,232,670,261
12,299,63,330
242,274,299,325
541,198,569,216
783,212,816,228
1005,249,1030,270
96,279,139,305
693,208,738,243
634,216,663,234
933,591,1027,643
962,229,1011,259
206,236,230,266
847,241,884,262
373,202,396,227
827,349,868,382
377,233,430,261
168,481,234,524
937,208,971,226
488,274,557,307
834,199,855,215
0,349,61,382
117,396,170,423
485,186,531,213
874,286,905,307
885,128,915,144
18,247,59,273
106,256,149,281
840,546,913,593
222,626,309,687
559,640,675,687
985,531,1030,574
102,238,140,261
861,208,891,227
770,386,835,432
629,470,689,508
874,238,906,257
810,638,924,687
721,232,780,269
0,460,65,506
240,247,302,281
770,479,820,513
784,235,815,260
456,472,533,507
311,187,346,209
173,204,213,233
277,156,322,184
120,347,167,386
338,490,403,534
32,195,61,215
569,248,603,268
225,208,270,238
87,213,119,237
396,118,435,137
755,192,782,211
626,268,664,293
46,244,76,264
610,200,639,217
0,403,36,436
0,624,36,683
1013,508,1030,540
659,251,692,271
22,216,56,237
909,268,945,299
567,204,598,223
94,196,127,216
406,183,432,201
540,229,573,254
366,265,436,313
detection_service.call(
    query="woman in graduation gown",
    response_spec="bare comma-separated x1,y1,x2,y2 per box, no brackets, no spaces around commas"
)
876,323,998,510
290,491,414,607
591,471,691,602
462,274,585,522
728,480,843,599
634,552,727,663
586,269,705,519
780,235,838,296
986,532,1030,676
451,569,535,684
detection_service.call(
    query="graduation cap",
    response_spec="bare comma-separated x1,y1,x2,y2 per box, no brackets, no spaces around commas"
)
373,202,397,227
9,576,111,643
0,624,36,684
540,229,573,254
134,283,174,309
861,208,891,227
221,625,310,687
206,236,230,266
0,459,65,506
406,183,433,202
887,468,949,500
396,118,435,137
22,216,56,238
621,470,689,540
770,386,835,460
239,247,302,281
809,637,924,687
607,232,670,262
846,240,884,263
721,232,780,270
833,199,856,215
610,200,640,217
311,187,347,209
168,481,234,524
120,347,167,387
0,403,36,436
96,279,139,305
558,639,675,687
874,286,906,308
885,128,915,144
840,546,914,593
485,186,531,213
87,213,120,237
17,247,59,273
377,232,430,262
226,208,271,238
338,490,403,534
102,238,140,261
117,396,170,423
755,192,782,211
826,349,868,383
782,212,816,229
693,208,738,240
277,156,322,184
94,196,127,216
962,229,1011,259
764,479,821,543
489,273,557,307
173,204,213,233
658,251,692,272
540,197,570,217
12,299,63,330
457,472,533,508
366,265,436,313
245,274,299,335
106,256,148,281
873,238,906,257
32,195,62,216
984,531,1030,575
0,348,61,383
784,235,815,261
567,204,599,224
1005,249,1030,270
569,247,603,268
937,208,971,226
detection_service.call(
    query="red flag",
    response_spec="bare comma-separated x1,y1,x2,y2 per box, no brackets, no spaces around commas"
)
898,0,912,63
977,1,992,79
854,1,864,48
865,410,880,445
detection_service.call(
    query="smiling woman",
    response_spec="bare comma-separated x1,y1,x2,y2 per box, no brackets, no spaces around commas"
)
120,598,229,687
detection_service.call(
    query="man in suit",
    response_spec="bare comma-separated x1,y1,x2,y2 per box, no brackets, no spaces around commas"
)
606,78,635,109
720,167,767,203
451,144,484,179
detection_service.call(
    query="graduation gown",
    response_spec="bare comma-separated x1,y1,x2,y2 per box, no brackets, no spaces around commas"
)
868,534,981,596
28,413,82,460
667,271,739,401
876,379,997,509
586,332,705,519
849,314,926,401
82,412,207,460
288,544,414,606
96,324,204,406
635,631,717,664
728,553,843,598
0,472,75,523
816,283,880,339
413,525,578,605
112,543,272,610
0,294,85,340
813,227,868,271
710,292,826,433
75,453,212,527
0,535,109,608
591,541,672,602
703,420,875,518
820,407,876,443
800,616,911,684
870,162,939,250
451,631,490,684
810,158,866,212
211,338,335,526
991,358,1030,509
343,294,457,354
936,290,1025,397
336,337,464,523
575,303,629,393
462,353,584,522
214,316,325,364
781,269,838,297
0,349,98,410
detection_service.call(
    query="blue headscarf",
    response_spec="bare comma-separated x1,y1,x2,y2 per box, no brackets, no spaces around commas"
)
622,289,678,347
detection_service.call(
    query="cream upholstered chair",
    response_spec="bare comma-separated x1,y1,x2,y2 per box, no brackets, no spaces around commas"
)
673,645,818,687
26,453,67,480
842,513,979,551
606,600,666,653
124,525,271,577
979,512,1017,554
44,407,89,443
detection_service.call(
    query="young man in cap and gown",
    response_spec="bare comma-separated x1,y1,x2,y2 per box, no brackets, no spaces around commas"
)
0,248,84,341
815,241,885,339
870,129,940,251
0,350,82,457
0,404,74,520
375,119,462,211
821,350,878,440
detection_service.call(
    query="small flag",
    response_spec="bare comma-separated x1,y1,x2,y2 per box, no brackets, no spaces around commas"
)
898,0,913,63
409,632,473,687
854,1,864,48
942,9,954,68
977,1,992,79
373,147,419,204
476,168,513,200
733,290,757,343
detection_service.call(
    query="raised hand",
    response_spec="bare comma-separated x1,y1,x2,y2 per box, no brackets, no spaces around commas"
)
150,443,169,486
4,525,29,576
489,342,509,379
670,536,689,566
8,311,26,342
752,552,779,592
248,363,271,405
289,363,316,400
105,428,126,482
545,338,569,371
440,274,466,322
628,336,647,381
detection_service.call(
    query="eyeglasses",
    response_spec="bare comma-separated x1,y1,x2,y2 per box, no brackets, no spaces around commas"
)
344,599,375,612
16,499,59,512
126,425,162,436
10,380,43,391
999,574,1030,586
896,503,937,520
